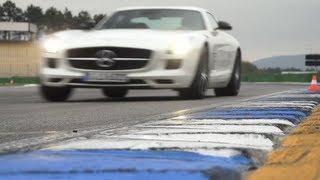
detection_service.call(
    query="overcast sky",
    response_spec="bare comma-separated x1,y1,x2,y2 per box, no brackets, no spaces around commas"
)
2,0,320,61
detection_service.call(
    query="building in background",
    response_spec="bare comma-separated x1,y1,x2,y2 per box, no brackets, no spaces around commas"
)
0,22,40,77
0,22,38,41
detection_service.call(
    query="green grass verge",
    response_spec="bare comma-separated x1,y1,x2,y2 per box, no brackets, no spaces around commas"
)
0,77,40,86
242,73,314,82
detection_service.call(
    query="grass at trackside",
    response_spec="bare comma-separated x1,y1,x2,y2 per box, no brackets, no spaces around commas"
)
0,73,316,86
0,77,40,86
242,73,314,83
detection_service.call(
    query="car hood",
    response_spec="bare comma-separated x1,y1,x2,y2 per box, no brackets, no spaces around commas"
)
50,29,200,50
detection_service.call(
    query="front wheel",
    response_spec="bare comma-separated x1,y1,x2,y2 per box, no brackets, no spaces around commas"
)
214,51,241,96
102,88,128,98
178,48,209,99
40,85,72,102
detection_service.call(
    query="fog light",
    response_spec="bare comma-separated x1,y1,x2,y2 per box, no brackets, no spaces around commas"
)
47,58,58,68
155,79,174,84
166,59,182,69
48,78,62,83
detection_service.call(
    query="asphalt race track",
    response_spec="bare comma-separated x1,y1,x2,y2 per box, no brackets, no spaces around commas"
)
1,83,319,179
0,83,306,145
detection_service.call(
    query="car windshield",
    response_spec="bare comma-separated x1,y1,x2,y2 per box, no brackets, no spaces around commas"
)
98,9,205,30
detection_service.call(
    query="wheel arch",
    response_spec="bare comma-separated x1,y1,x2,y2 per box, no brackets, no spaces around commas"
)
226,47,242,86
202,41,210,72
188,42,210,88
237,48,242,61
194,41,209,70
235,47,242,72
202,41,210,63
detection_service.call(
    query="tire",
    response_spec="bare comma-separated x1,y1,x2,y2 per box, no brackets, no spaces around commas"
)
102,88,128,98
214,51,241,96
40,85,72,102
178,47,209,99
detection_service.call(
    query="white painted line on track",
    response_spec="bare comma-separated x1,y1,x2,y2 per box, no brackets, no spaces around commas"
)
23,84,38,87
115,133,273,147
232,102,317,107
133,125,284,135
243,82,310,85
49,138,274,151
154,119,296,127
271,94,320,98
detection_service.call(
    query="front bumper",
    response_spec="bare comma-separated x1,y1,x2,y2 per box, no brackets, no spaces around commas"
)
41,68,194,89
40,49,200,89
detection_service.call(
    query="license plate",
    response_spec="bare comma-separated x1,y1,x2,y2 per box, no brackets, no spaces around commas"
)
84,72,129,82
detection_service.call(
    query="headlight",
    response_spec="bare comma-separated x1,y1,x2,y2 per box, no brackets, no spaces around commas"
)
42,36,64,53
170,38,192,56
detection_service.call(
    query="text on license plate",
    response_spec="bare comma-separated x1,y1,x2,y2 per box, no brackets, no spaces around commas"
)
84,72,129,82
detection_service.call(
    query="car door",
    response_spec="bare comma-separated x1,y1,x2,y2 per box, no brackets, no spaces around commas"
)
205,12,233,85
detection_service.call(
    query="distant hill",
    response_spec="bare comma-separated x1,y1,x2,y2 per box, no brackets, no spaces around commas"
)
253,55,307,70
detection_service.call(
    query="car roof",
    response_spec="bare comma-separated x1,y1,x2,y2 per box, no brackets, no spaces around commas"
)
116,6,207,13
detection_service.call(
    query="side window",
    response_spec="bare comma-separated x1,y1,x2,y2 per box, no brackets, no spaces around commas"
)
206,13,219,30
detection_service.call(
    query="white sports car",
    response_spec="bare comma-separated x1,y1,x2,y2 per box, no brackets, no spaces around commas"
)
40,7,242,101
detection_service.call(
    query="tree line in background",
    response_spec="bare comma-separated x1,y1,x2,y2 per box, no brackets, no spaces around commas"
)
0,0,105,32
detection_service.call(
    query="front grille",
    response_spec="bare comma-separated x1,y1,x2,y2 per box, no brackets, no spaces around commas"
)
69,59,148,70
70,79,146,85
67,47,152,70
67,47,152,59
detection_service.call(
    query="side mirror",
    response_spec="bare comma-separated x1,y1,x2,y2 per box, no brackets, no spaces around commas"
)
217,21,232,31
79,21,96,30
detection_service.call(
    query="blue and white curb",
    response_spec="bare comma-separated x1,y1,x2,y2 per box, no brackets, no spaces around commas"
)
0,150,250,180
0,90,320,179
